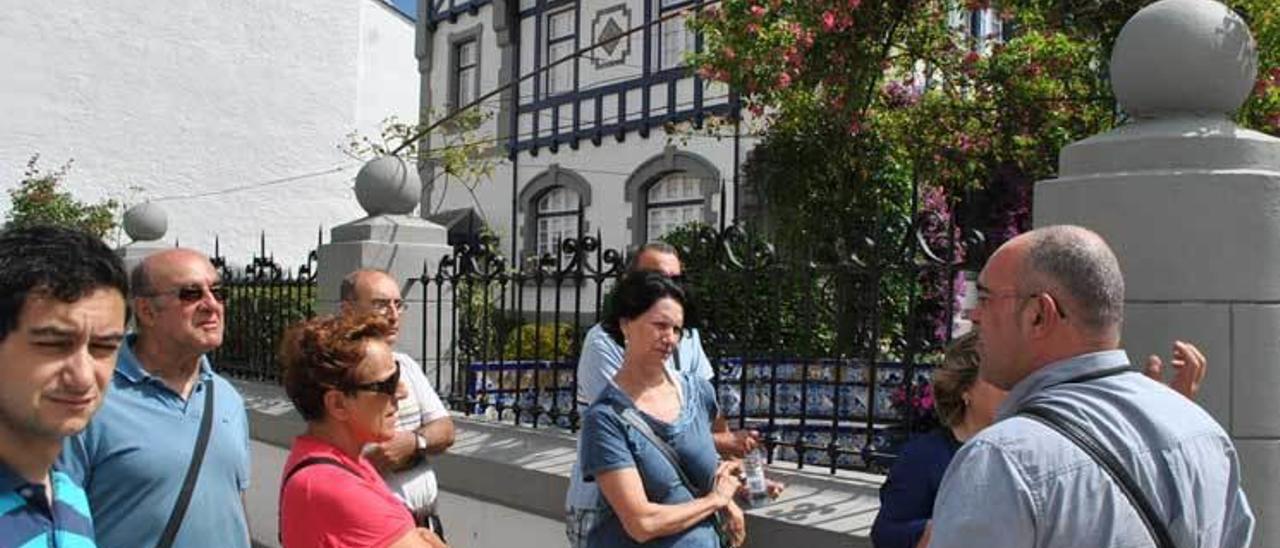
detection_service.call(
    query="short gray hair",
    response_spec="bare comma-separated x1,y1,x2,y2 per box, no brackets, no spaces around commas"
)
1021,225,1125,332
625,242,680,273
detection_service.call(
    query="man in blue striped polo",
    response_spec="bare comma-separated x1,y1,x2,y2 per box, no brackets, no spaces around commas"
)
0,225,129,547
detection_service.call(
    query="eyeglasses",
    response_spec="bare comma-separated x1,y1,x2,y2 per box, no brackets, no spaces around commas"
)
369,298,408,316
976,288,1068,319
146,284,227,304
345,362,401,397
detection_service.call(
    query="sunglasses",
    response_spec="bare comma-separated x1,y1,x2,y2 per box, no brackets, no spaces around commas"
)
148,284,228,303
346,362,401,397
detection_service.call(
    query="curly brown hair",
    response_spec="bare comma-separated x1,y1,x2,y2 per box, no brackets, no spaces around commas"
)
279,312,394,421
931,331,981,428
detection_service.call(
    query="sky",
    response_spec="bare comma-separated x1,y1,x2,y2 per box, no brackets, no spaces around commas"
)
391,0,416,20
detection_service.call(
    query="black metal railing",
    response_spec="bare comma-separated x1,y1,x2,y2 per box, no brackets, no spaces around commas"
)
210,232,320,382
415,218,983,473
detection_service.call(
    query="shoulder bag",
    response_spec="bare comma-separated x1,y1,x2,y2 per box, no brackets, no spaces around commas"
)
1016,366,1176,548
609,400,733,548
155,377,215,548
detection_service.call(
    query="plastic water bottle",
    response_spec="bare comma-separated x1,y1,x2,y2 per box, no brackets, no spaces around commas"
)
743,447,769,507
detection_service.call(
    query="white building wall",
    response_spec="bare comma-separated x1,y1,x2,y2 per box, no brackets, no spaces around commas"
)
0,0,419,265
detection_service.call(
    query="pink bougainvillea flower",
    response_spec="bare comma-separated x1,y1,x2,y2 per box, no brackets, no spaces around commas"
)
750,4,766,17
777,72,792,88
822,11,837,31
848,0,862,9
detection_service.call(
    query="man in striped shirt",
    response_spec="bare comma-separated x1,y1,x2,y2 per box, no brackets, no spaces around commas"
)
0,226,129,547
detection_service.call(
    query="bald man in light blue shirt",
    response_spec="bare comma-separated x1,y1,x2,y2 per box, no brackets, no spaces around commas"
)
929,226,1253,547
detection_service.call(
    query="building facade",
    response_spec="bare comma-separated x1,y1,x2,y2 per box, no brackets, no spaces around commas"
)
416,1,1006,262
417,0,743,261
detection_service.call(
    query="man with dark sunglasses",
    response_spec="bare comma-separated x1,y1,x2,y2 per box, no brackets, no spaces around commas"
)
339,269,455,539
60,249,252,548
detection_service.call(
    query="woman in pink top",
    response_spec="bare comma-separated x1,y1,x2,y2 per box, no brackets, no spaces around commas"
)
278,313,447,548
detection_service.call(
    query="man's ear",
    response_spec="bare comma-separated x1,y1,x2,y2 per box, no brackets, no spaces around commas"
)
133,297,157,327
323,389,351,422
1024,294,1056,338
339,300,355,315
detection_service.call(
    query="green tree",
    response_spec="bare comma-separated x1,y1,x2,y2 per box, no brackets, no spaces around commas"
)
692,0,1280,250
6,154,118,239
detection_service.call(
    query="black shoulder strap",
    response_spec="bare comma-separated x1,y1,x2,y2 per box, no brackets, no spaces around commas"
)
156,377,215,548
277,456,360,544
1019,404,1176,548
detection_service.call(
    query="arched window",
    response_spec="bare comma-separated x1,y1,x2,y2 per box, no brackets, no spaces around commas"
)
535,186,581,257
625,148,721,248
518,165,592,260
646,174,706,240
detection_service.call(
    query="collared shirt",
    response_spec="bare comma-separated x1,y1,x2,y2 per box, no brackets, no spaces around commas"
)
373,352,450,516
931,350,1254,547
0,462,95,548
565,323,715,512
57,335,252,548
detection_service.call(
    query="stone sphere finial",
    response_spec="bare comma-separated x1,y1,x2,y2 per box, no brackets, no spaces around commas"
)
354,156,420,216
122,202,168,242
1110,0,1257,118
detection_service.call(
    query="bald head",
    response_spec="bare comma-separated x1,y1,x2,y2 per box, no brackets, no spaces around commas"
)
132,248,216,297
340,269,397,302
339,269,404,344
1011,225,1125,334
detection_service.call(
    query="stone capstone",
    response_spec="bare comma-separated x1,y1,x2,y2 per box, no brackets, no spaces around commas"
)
355,156,421,216
1110,0,1257,118
122,202,168,242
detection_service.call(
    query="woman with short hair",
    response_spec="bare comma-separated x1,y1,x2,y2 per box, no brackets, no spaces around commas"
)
277,313,446,548
871,332,1004,548
578,271,745,547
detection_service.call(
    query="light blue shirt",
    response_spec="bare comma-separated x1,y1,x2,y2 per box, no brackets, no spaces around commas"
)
565,324,715,512
58,335,252,548
579,373,721,547
930,350,1254,547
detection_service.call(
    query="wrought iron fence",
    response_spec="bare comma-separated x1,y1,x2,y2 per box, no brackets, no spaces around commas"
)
415,217,983,473
210,233,319,382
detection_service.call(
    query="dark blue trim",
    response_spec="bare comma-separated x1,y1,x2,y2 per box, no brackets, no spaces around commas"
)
425,0,492,29
517,0,574,17
510,0,522,161
571,0,582,150
533,0,544,142
641,0,653,138
518,67,689,112
516,103,733,153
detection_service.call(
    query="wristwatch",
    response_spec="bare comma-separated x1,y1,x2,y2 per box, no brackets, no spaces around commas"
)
415,432,428,455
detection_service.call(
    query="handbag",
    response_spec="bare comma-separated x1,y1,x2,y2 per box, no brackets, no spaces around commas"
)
1018,402,1176,548
155,378,215,548
609,400,733,548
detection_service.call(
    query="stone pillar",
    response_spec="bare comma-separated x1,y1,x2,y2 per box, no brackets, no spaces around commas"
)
1033,0,1276,543
315,156,456,394
116,202,172,274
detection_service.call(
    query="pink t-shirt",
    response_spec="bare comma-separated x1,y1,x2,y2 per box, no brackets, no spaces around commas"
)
280,435,416,548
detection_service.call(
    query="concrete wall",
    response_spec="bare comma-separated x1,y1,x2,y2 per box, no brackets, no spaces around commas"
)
235,377,880,547
0,0,419,265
